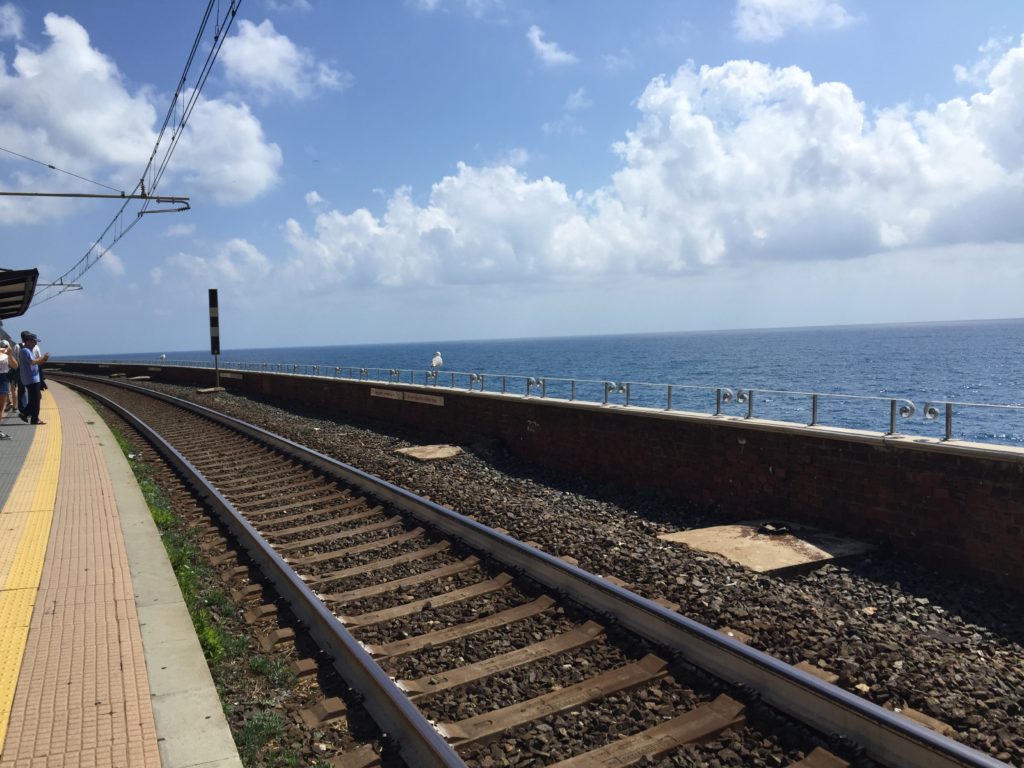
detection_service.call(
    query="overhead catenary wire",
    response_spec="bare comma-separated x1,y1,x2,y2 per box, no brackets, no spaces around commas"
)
0,145,124,193
33,0,243,306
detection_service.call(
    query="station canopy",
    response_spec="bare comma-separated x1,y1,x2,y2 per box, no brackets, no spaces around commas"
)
0,268,39,319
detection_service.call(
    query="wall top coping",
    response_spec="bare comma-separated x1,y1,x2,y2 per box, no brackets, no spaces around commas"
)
62,363,1024,466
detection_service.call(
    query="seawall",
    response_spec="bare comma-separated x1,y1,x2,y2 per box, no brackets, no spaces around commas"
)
54,363,1024,591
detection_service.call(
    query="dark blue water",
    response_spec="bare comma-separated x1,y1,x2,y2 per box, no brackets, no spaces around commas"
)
67,318,1024,445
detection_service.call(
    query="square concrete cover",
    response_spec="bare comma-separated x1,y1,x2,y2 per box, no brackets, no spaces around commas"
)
396,444,463,461
658,520,871,573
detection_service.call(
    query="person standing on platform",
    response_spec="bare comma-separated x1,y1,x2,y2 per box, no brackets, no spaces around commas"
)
12,342,26,413
0,340,17,437
0,340,18,419
32,335,47,394
17,331,49,425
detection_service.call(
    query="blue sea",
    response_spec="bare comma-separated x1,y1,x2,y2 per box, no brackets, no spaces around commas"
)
67,318,1024,446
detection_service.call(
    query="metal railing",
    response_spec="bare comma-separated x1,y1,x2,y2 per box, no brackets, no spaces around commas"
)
81,358,1024,445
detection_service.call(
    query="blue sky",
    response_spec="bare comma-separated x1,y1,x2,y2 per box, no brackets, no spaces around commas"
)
1,0,1023,355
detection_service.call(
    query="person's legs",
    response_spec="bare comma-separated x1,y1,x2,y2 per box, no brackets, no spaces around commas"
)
25,382,41,423
17,380,27,414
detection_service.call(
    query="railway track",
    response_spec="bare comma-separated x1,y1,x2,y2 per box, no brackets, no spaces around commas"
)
55,373,1009,768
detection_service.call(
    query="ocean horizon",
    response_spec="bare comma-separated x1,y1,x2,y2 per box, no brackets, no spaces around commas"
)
64,314,1024,360
61,317,1024,446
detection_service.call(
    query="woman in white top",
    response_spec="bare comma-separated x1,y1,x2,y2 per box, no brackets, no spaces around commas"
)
0,340,18,418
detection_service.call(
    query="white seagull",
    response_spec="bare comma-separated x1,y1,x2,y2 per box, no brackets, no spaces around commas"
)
431,351,443,369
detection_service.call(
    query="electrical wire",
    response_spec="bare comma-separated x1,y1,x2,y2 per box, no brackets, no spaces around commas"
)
0,145,124,193
32,0,243,305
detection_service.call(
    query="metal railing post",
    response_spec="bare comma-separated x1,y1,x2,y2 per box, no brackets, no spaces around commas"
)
144,359,1021,444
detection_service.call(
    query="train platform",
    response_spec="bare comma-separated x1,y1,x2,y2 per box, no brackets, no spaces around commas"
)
0,382,240,767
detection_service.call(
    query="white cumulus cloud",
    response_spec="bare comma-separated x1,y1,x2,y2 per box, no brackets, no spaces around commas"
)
164,223,196,237
279,37,1024,291
526,25,578,67
954,36,1013,87
99,249,125,276
0,15,157,170
603,49,633,73
413,0,502,16
221,19,352,100
0,13,282,219
565,87,591,112
497,147,529,167
265,0,311,12
0,3,22,40
164,238,272,285
734,0,853,42
174,96,283,205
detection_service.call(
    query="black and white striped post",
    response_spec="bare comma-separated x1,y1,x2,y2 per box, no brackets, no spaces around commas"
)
209,288,220,388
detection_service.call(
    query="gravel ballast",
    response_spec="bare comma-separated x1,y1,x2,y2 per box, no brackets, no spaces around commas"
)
138,382,1024,765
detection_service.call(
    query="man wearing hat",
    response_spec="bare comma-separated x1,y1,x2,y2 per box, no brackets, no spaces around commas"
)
17,331,49,425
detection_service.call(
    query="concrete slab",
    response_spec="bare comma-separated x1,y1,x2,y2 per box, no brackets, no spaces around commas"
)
658,520,871,574
150,688,242,768
83,391,243,768
396,443,463,461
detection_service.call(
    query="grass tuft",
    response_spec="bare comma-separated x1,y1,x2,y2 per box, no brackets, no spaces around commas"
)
106,420,312,767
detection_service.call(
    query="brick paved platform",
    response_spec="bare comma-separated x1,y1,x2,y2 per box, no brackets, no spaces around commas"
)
0,383,240,767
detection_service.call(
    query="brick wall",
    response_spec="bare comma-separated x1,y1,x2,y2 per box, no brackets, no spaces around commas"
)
55,363,1024,589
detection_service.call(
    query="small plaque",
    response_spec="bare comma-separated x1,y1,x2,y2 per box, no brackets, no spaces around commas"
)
404,392,444,406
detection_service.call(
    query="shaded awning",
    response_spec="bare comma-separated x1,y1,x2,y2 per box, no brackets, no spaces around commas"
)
0,268,39,319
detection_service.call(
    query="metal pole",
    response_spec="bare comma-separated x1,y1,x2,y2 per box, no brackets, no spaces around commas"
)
944,402,952,441
208,288,220,389
666,385,672,411
747,390,754,419
889,399,897,435
571,380,576,401
715,388,722,415
810,394,818,425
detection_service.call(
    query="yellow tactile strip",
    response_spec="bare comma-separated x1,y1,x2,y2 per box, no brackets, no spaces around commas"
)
0,392,61,750
0,386,160,766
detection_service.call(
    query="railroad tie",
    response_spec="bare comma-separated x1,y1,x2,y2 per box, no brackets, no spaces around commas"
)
546,693,746,768
437,654,669,747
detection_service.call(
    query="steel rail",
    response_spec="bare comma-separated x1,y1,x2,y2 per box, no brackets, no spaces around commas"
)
63,378,466,768
58,374,1008,768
